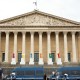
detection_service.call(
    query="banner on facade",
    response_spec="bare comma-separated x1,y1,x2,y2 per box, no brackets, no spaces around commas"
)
13,53,15,58
40,53,42,58
22,54,25,58
49,53,52,58
57,53,62,65
58,53,60,58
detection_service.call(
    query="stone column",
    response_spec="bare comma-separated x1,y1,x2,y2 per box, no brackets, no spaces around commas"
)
64,32,68,62
29,32,34,65
78,32,80,62
38,32,44,65
56,32,62,65
0,32,1,62
20,32,26,65
5,32,9,62
56,32,59,62
72,32,77,62
11,32,17,65
47,32,53,65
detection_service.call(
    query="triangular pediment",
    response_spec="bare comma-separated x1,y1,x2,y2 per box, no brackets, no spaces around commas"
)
0,10,80,26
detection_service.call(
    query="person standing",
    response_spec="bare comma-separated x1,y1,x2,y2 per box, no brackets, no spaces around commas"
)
44,73,47,80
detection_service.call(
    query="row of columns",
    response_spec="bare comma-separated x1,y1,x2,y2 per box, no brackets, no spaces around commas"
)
2,31,77,65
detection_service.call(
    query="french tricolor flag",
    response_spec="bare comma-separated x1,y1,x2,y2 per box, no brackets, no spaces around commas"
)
57,53,62,65
58,53,60,58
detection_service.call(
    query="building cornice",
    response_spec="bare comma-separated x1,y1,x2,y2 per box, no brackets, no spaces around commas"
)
0,25,80,28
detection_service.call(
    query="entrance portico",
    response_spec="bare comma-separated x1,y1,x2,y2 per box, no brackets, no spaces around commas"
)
0,30,79,65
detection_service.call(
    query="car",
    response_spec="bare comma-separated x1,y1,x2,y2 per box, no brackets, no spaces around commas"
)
47,66,80,80
6,66,44,80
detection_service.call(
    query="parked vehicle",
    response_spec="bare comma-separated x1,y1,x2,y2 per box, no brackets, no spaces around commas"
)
47,66,80,80
6,66,44,80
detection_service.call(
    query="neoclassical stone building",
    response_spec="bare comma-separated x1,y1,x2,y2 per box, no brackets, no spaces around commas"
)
0,10,80,66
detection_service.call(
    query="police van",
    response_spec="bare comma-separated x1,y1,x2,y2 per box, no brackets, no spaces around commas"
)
47,66,80,80
6,66,44,80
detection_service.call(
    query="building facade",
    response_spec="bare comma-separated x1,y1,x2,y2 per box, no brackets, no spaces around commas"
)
0,10,80,66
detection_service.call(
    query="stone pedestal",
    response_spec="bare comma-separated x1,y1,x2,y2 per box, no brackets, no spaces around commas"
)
29,58,34,65
11,58,16,65
38,58,44,65
20,58,25,65
48,58,53,65
57,58,62,65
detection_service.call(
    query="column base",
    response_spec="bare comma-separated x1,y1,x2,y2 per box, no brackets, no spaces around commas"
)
11,58,16,65
48,58,53,65
20,58,25,65
38,58,44,65
72,60,77,63
64,60,68,63
29,58,34,65
57,58,62,65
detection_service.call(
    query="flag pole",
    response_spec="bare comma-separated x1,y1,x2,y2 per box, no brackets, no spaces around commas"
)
36,0,37,10
33,0,38,10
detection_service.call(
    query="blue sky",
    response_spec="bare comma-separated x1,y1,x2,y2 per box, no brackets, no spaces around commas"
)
0,0,80,22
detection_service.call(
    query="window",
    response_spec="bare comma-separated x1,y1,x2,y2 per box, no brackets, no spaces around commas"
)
68,53,71,62
2,53,5,62
51,53,55,62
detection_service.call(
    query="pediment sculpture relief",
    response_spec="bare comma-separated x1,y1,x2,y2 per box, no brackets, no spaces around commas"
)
0,12,77,26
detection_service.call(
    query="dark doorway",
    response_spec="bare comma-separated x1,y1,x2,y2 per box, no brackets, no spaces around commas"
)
2,53,5,62
34,53,39,62
18,53,22,62
51,53,55,62
68,53,71,62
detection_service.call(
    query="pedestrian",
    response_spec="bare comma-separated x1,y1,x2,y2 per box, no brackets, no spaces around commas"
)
64,73,68,79
52,71,56,76
44,73,47,80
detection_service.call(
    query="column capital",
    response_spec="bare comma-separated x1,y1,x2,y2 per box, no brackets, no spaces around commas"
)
5,31,9,34
22,31,26,34
38,32,43,34
55,31,59,35
63,31,68,35
71,31,76,34
13,31,17,35
30,31,34,35
47,31,51,35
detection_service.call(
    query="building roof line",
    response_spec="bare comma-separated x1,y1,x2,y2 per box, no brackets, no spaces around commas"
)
0,10,80,25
